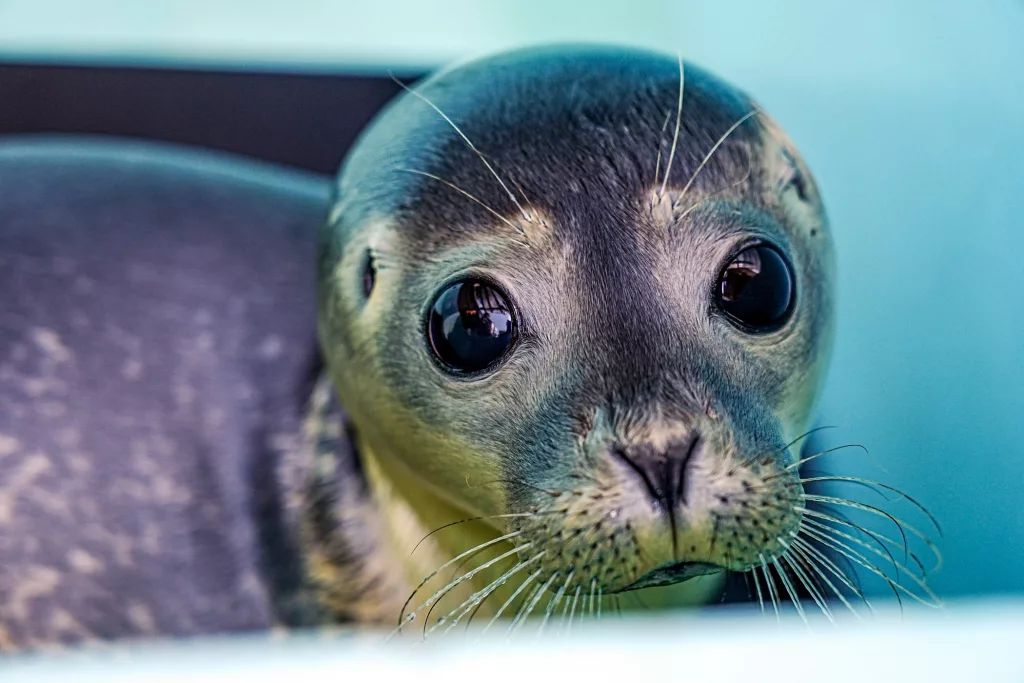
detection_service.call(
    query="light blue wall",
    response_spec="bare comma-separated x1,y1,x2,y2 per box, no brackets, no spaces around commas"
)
1,0,1021,600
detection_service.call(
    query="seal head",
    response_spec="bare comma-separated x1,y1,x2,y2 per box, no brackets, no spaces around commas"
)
317,44,834,621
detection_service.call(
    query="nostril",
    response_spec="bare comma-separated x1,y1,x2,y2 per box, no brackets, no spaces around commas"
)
612,446,665,508
612,434,703,511
673,434,702,506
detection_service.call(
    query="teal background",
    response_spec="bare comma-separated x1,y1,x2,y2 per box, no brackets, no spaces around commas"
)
0,0,1021,601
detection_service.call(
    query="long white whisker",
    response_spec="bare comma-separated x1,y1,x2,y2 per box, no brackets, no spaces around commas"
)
431,552,546,638
798,507,932,571
751,566,766,615
781,550,833,623
659,53,686,196
796,476,941,533
789,541,862,621
566,585,583,635
396,529,523,629
397,168,528,242
537,570,574,638
799,513,927,578
653,110,672,187
508,573,558,638
479,567,544,638
792,536,874,613
800,495,940,567
799,519,929,592
759,554,781,621
783,444,870,472
676,161,752,221
801,525,941,607
677,110,758,199
772,558,809,628
392,77,526,216
394,535,526,637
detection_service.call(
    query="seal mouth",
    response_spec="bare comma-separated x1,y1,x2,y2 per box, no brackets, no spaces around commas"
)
617,561,722,592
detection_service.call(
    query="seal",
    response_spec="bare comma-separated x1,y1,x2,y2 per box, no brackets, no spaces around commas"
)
310,44,851,635
0,48,939,651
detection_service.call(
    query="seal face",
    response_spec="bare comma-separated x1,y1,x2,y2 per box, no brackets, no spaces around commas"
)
317,44,837,627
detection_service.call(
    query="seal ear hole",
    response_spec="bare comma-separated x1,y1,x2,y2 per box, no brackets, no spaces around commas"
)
780,149,810,203
788,168,809,203
361,251,376,299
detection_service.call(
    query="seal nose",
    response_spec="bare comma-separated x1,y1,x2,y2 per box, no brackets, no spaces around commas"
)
613,435,702,511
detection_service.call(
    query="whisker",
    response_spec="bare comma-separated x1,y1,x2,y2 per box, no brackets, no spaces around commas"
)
556,577,577,634
390,75,526,217
791,536,874,613
478,568,544,637
566,585,583,635
799,510,932,577
391,532,524,634
799,516,931,590
508,573,558,638
422,542,527,636
789,540,863,621
802,528,906,610
589,579,598,618
771,558,809,628
489,156,537,209
430,552,546,639
653,110,673,187
676,160,752,221
801,494,940,566
537,571,574,638
659,53,686,196
782,444,870,473
397,168,528,243
730,425,838,476
410,512,539,556
750,565,766,615
781,550,833,623
760,493,925,577
759,554,781,621
395,530,523,629
798,507,909,578
800,525,941,607
677,110,758,200
797,476,942,535
504,582,543,636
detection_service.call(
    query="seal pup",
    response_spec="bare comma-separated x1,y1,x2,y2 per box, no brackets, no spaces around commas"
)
311,44,940,637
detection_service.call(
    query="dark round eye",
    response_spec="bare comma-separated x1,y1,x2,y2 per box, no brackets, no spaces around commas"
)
427,279,516,373
715,243,795,332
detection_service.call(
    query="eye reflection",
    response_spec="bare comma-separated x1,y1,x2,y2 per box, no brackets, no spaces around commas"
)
716,243,794,332
428,279,516,373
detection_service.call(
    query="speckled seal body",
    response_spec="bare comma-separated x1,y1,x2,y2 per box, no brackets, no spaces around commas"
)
315,44,835,629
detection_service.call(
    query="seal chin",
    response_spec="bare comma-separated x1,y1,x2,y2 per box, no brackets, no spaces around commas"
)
618,561,722,592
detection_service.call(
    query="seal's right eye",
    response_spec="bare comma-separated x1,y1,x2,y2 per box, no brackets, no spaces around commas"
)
427,279,516,374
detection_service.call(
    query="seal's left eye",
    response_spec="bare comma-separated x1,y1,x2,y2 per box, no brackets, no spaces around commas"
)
715,243,794,332
427,279,516,373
